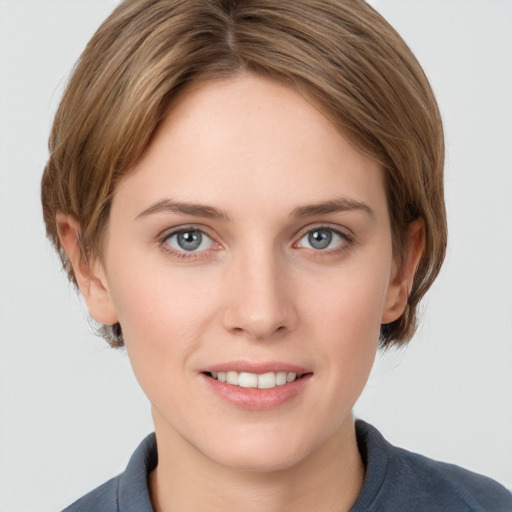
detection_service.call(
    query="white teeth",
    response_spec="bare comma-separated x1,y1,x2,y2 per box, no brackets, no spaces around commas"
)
209,370,301,389
286,372,296,383
239,372,258,388
226,371,238,385
257,372,276,389
275,372,287,385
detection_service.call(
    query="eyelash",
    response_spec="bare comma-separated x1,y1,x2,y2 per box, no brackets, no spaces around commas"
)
159,226,217,261
294,225,353,255
158,224,353,261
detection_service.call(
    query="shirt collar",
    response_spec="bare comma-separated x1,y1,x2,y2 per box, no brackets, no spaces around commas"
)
118,433,157,512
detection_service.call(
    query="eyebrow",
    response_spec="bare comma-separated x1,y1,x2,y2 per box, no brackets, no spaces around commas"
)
136,197,374,222
291,198,374,219
136,199,230,221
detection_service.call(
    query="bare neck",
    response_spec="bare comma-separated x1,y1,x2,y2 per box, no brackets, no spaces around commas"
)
149,416,365,512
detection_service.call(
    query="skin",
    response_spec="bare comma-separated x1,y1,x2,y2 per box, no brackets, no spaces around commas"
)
58,73,424,512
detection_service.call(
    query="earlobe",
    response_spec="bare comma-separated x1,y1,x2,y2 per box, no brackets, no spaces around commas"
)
382,219,425,324
56,213,119,326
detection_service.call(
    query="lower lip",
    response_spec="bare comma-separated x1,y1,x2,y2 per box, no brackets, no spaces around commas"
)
200,373,312,411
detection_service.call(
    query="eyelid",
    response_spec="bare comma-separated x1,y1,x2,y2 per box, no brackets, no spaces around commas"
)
166,230,213,252
158,224,223,259
158,223,219,242
156,222,354,260
293,223,353,245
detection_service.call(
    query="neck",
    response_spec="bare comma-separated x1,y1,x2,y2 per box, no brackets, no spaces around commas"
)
149,413,365,512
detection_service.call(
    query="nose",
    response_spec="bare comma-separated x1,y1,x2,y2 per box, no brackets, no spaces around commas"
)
221,247,298,340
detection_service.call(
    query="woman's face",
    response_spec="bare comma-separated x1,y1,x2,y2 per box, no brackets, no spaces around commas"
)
94,73,403,471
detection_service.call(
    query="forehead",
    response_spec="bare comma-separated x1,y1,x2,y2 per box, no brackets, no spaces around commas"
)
113,73,387,221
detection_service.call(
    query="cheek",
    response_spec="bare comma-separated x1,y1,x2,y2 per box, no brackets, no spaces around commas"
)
303,258,391,340
300,254,391,388
315,286,382,380
106,254,219,372
110,246,209,324
108,266,220,422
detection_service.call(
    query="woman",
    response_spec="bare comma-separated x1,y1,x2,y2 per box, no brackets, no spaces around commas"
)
41,0,512,510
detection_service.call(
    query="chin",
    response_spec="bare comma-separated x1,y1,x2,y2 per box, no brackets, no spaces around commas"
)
200,427,318,473
214,446,309,473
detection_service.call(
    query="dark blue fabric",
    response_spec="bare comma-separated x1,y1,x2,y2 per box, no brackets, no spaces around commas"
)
62,421,512,511
351,421,512,511
61,433,157,512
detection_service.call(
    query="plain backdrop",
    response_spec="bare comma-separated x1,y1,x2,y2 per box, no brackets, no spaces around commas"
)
1,1,511,511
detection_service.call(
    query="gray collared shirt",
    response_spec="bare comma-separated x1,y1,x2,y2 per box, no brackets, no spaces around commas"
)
62,421,512,511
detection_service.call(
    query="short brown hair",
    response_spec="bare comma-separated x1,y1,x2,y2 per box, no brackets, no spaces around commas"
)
42,0,446,348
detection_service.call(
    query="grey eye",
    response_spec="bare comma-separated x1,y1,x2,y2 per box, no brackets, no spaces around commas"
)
308,229,332,250
299,228,344,250
166,229,213,252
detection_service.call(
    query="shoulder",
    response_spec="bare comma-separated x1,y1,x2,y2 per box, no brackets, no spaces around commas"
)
390,441,512,510
60,433,157,512
61,476,120,512
353,420,512,512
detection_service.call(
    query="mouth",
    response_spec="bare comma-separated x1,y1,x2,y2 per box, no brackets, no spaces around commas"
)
200,364,312,410
202,370,309,389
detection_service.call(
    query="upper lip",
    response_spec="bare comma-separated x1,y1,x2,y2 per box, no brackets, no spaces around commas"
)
199,360,311,375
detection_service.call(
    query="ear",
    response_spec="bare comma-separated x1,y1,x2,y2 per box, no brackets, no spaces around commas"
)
382,219,425,324
56,213,119,326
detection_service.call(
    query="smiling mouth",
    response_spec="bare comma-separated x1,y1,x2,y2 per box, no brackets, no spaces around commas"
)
204,371,308,389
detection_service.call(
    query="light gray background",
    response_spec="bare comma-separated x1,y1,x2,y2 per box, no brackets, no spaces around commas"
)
1,1,511,511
